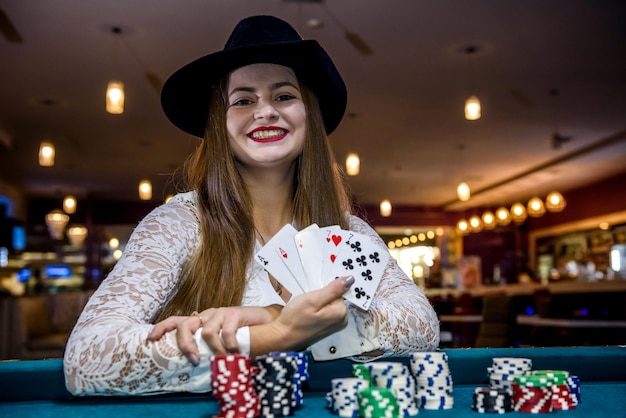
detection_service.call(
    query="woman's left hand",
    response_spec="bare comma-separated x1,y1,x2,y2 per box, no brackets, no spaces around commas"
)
147,305,280,365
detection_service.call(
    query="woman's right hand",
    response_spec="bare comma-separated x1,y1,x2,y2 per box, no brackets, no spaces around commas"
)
249,275,355,356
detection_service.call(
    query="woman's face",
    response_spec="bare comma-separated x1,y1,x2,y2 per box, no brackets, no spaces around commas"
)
225,63,306,169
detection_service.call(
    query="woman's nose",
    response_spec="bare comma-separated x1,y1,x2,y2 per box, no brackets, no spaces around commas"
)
254,100,279,120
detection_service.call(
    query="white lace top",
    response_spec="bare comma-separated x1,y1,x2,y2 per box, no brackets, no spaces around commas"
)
63,191,440,396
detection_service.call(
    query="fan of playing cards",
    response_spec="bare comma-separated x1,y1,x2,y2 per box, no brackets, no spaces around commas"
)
254,224,389,311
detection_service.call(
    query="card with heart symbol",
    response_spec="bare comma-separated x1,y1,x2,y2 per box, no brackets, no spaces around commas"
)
255,223,389,310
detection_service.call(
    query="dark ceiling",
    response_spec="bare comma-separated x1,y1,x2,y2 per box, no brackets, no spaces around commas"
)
1,0,625,219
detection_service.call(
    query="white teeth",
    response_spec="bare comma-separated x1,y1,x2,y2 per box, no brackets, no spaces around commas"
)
250,129,285,139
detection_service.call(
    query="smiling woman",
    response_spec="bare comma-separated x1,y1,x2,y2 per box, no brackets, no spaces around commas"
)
62,15,439,396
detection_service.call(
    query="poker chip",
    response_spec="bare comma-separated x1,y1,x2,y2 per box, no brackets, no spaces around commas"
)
410,351,454,410
330,377,370,418
210,354,259,418
254,354,298,417
472,387,513,414
358,387,401,418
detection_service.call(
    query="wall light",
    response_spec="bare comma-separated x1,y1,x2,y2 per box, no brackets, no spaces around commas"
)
39,141,55,167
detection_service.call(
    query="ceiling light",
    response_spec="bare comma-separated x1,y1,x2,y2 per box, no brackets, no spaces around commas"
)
456,219,469,235
45,209,69,240
469,215,483,232
346,153,360,176
463,45,481,121
106,81,125,114
67,225,88,247
138,180,152,200
380,199,392,217
457,182,471,201
38,141,55,167
464,96,481,120
63,195,77,214
495,207,511,226
546,191,566,212
510,202,527,224
527,197,546,217
109,237,120,249
482,211,496,229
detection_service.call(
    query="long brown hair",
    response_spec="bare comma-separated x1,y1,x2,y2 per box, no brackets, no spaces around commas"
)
156,77,351,320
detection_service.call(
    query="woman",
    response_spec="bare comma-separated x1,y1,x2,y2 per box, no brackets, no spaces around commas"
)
63,15,439,396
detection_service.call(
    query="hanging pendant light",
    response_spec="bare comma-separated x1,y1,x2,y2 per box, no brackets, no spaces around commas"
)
510,202,527,224
63,195,77,214
38,141,55,166
463,45,481,121
495,207,511,226
457,181,471,201
380,199,392,217
464,96,481,120
546,191,566,212
67,225,88,247
106,27,125,114
527,197,546,217
482,211,496,229
138,180,152,200
45,209,69,240
469,215,483,232
346,153,360,176
456,219,469,235
106,81,125,114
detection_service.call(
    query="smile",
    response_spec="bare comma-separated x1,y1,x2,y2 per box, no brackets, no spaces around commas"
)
248,128,288,142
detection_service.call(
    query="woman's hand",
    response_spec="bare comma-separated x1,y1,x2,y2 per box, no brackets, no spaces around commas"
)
249,276,355,356
148,305,280,365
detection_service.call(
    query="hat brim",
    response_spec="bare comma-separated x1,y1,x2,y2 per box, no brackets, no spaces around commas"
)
161,40,347,137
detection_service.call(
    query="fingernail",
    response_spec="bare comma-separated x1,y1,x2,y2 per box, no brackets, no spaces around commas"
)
341,276,355,287
188,354,200,366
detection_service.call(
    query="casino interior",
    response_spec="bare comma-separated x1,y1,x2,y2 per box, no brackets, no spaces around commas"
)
1,1,626,367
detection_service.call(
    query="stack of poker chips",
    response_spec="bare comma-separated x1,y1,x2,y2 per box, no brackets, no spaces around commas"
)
357,387,401,418
512,373,555,413
566,374,581,406
269,351,310,408
367,362,420,416
488,357,532,392
529,370,578,410
409,351,454,410
472,387,514,414
253,354,297,417
329,377,370,417
210,354,259,418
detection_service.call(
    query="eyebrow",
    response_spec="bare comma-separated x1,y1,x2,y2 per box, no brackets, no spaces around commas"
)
228,81,299,98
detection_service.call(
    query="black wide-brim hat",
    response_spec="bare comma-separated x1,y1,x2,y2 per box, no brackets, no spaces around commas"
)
161,15,347,137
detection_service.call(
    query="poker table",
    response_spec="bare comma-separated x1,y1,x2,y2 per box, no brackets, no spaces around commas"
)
1,346,624,417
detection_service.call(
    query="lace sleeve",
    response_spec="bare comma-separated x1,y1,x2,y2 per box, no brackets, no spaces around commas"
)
347,215,440,357
63,193,212,396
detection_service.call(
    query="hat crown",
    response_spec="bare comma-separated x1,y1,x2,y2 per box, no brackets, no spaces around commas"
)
224,16,303,50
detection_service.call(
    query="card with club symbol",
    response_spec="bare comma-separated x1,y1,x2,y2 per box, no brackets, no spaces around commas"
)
254,223,389,310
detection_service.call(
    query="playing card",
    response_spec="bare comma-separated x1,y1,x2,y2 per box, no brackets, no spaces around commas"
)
318,225,348,284
294,224,324,291
327,232,389,310
255,224,306,296
275,227,310,292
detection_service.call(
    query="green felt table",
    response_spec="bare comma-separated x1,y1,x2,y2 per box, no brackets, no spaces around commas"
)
1,347,625,417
